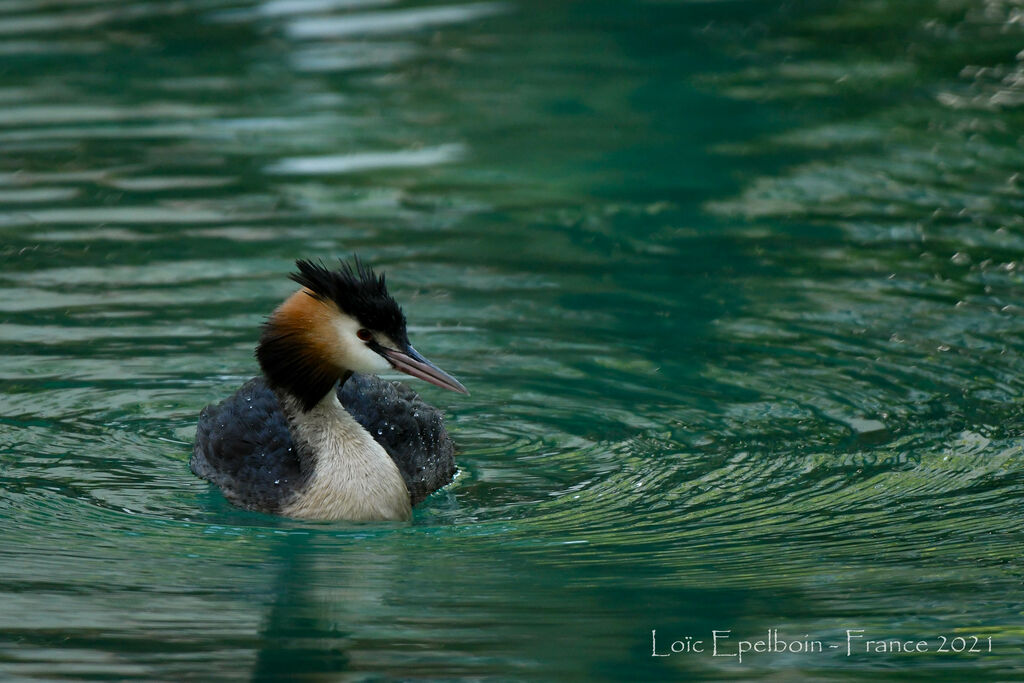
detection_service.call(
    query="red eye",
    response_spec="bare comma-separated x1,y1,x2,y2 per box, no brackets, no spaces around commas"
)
357,328,372,342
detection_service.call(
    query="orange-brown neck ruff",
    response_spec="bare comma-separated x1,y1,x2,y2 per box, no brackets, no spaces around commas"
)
256,289,350,411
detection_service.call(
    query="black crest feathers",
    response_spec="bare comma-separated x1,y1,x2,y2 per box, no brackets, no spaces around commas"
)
291,258,409,347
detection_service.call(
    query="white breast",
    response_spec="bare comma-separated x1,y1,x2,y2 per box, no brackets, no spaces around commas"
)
280,392,412,521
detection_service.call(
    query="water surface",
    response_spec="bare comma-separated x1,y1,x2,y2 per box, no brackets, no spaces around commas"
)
1,0,1023,679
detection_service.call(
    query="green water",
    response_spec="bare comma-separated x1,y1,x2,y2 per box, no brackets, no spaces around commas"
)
1,0,1023,679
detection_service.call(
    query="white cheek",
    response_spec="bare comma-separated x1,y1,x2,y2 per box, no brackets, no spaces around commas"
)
348,342,391,373
332,317,391,374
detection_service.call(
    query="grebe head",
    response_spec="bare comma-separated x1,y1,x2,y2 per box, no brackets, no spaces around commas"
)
257,258,467,410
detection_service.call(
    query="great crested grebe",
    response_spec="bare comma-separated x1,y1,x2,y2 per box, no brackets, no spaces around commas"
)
191,258,467,521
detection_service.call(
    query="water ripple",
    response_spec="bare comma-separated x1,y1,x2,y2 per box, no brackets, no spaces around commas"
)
265,143,466,175
284,2,508,39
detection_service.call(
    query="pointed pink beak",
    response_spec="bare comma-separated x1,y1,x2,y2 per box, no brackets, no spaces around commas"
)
383,346,469,395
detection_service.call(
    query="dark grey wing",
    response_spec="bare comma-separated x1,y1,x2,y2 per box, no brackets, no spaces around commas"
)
191,377,305,513
339,373,456,506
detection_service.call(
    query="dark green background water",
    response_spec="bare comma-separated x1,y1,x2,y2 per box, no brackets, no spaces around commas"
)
1,0,1022,679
